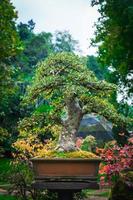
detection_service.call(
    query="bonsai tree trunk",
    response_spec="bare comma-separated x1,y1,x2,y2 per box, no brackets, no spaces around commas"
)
57,96,83,151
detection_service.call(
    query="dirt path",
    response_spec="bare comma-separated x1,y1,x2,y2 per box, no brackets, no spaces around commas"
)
85,198,107,200
0,188,8,195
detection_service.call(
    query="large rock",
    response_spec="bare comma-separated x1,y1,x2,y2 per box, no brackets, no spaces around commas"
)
77,114,113,142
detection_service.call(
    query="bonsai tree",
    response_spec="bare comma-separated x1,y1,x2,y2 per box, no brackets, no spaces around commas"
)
26,52,126,152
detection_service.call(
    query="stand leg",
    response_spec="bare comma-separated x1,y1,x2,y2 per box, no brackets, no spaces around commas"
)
58,190,74,200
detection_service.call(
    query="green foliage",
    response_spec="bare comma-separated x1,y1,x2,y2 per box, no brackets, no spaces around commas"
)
109,171,133,200
14,21,54,80
34,104,53,114
0,128,10,156
54,30,79,53
33,191,58,200
0,20,55,156
23,52,132,151
26,52,127,127
8,162,34,200
81,136,97,152
17,20,35,41
0,0,21,60
0,64,20,155
86,55,107,80
91,0,133,98
17,114,47,137
0,0,21,123
0,63,15,114
0,159,58,200
0,158,13,184
112,125,129,146
118,102,133,119
0,1,22,156
12,21,54,111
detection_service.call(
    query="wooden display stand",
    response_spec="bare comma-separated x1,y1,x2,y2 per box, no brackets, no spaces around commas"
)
31,158,101,199
32,176,99,200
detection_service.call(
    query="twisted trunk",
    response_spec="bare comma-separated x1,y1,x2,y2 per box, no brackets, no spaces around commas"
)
57,97,83,151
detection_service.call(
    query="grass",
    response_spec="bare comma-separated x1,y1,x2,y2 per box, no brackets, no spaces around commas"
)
0,194,17,200
83,189,110,198
98,191,110,197
0,158,13,185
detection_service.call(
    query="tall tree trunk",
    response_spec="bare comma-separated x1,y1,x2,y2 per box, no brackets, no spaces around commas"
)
57,96,83,151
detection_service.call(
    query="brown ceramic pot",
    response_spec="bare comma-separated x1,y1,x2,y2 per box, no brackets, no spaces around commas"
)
31,158,101,180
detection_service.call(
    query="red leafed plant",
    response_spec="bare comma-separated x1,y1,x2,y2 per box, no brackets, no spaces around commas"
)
97,140,133,186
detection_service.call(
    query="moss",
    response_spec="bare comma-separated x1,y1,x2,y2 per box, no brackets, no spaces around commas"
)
36,150,99,159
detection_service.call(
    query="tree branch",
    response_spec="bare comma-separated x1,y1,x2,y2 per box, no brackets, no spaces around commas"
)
81,81,116,91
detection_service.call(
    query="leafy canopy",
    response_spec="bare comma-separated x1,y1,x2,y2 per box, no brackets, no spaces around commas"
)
91,0,133,96
26,52,126,126
54,30,79,53
0,0,21,134
0,0,21,60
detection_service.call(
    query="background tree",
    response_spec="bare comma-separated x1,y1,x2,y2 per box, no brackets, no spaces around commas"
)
12,24,80,98
0,0,21,61
91,0,133,100
0,0,21,110
54,30,80,53
26,52,127,151
0,0,21,156
15,21,53,75
91,0,133,138
17,19,35,41
12,21,54,98
86,55,108,80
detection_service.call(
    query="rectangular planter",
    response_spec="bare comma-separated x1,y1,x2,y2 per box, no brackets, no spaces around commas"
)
31,158,101,180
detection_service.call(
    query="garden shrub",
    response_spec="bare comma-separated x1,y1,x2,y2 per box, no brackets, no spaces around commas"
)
0,127,10,156
108,171,133,200
112,125,129,146
97,138,133,199
8,161,59,200
99,143,133,185
80,135,97,152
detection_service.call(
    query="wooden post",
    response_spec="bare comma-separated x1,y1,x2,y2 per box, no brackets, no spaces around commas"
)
50,189,80,200
57,190,74,200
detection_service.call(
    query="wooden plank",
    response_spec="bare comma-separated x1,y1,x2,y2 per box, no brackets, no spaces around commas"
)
32,181,99,190
35,176,97,181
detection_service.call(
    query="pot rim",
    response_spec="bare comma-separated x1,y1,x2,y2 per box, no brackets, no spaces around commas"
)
30,158,101,162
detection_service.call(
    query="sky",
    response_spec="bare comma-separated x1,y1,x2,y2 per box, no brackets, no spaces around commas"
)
11,0,100,55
